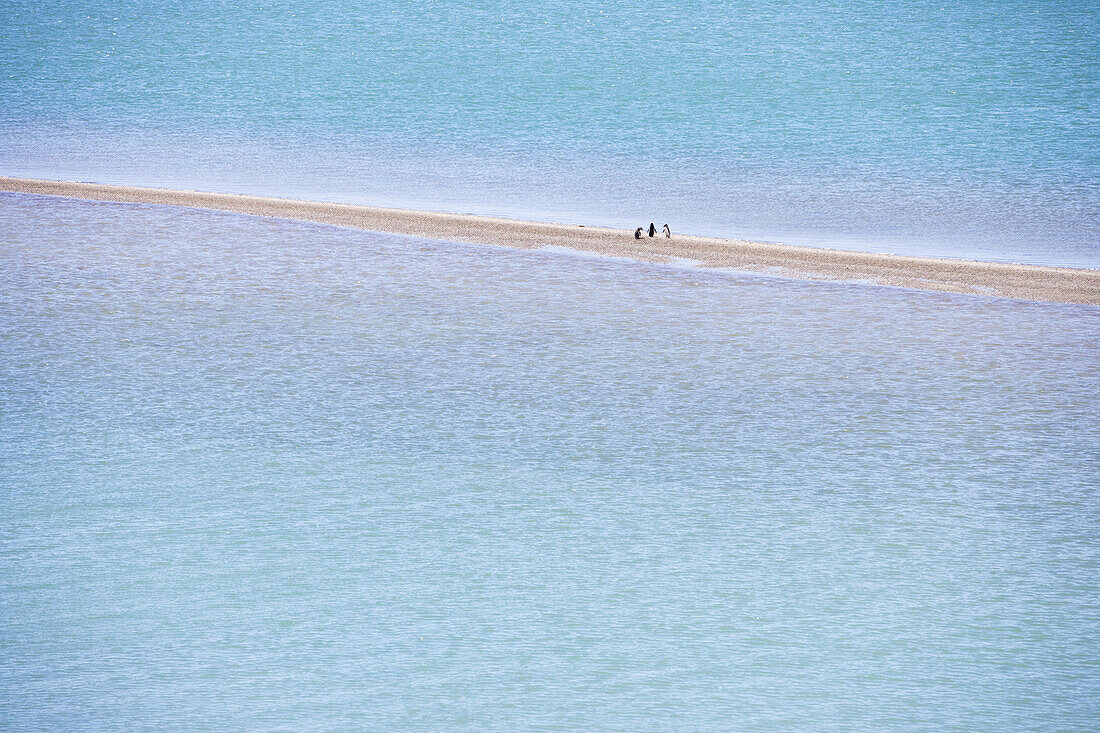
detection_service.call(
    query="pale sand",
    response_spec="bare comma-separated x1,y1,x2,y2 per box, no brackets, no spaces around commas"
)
3,176,1098,305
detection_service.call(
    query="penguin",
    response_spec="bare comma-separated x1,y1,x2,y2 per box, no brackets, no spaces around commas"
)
648,223,656,237
662,224,671,238
634,227,643,240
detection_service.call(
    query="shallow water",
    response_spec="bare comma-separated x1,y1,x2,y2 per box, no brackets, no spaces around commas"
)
1,194,1098,729
1,0,1098,265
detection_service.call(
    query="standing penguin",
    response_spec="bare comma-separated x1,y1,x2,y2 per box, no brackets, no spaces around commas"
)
634,227,643,239
662,224,671,238
648,223,656,237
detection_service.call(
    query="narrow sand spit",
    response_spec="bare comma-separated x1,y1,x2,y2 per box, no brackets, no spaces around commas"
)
3,177,1098,305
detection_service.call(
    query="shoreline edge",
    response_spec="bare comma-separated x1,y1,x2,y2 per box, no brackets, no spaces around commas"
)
2,176,1097,305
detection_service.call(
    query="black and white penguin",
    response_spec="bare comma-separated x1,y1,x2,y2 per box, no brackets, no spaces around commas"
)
662,224,671,238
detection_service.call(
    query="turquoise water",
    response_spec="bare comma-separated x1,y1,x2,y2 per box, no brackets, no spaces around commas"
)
1,0,1098,264
1,194,1099,729
2,1,1100,729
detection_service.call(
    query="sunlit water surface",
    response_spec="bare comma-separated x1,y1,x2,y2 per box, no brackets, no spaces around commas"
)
1,194,1098,730
1,0,1098,265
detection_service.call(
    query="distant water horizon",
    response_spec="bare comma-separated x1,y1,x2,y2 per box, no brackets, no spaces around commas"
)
2,0,1098,266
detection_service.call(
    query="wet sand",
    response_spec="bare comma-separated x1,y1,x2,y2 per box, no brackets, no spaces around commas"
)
3,176,1097,305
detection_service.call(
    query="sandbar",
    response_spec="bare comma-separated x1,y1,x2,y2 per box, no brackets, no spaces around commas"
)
2,176,1097,305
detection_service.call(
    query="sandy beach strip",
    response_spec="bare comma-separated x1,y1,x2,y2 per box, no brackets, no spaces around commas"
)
3,176,1098,305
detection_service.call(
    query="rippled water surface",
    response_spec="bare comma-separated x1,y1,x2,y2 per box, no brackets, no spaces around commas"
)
1,0,1098,264
1,194,1098,729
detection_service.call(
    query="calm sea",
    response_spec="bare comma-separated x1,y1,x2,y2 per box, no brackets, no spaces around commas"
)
2,1,1099,730
0,0,1098,265
1,194,1098,730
